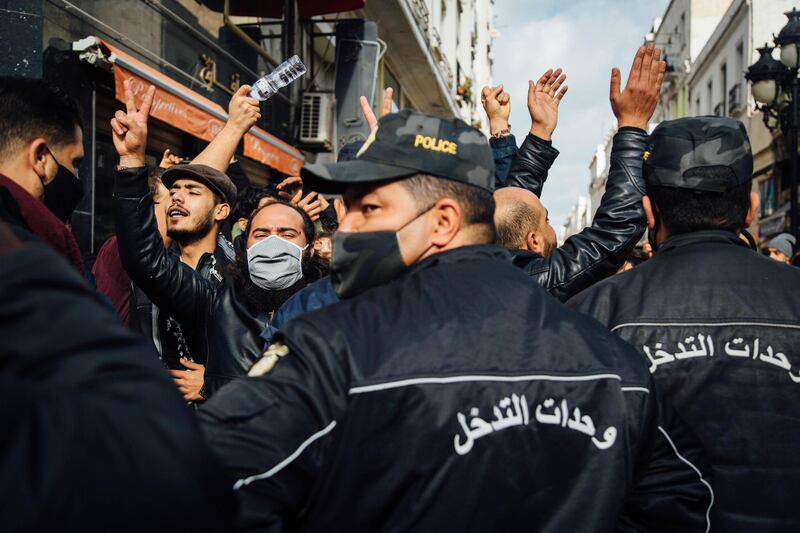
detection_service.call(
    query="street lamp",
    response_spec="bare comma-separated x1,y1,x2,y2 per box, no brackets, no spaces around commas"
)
746,7,800,241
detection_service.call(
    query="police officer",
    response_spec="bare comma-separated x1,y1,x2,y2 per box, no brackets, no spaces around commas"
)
200,110,712,532
569,116,800,532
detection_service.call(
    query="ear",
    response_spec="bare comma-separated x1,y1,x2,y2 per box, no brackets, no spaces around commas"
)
642,195,656,231
744,191,760,228
215,203,231,222
238,218,248,232
525,231,538,253
28,138,50,179
429,198,462,248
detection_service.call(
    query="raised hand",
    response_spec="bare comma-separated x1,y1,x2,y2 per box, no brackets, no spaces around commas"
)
528,68,568,141
227,84,261,134
276,176,304,204
480,84,511,135
610,43,666,130
159,148,182,169
111,79,155,168
297,191,323,221
359,87,394,130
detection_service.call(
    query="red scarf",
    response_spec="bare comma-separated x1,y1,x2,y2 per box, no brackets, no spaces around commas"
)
0,173,83,273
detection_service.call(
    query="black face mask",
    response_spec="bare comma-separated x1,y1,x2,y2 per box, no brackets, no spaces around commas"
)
42,149,83,223
330,208,431,299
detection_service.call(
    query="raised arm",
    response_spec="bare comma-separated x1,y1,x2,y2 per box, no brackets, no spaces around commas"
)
191,85,261,172
515,44,665,301
111,79,214,329
480,84,517,188
505,68,567,195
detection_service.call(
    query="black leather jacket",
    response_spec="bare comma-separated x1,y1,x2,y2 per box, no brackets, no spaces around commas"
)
130,235,234,370
201,244,712,532
506,128,647,301
569,230,800,532
113,167,266,398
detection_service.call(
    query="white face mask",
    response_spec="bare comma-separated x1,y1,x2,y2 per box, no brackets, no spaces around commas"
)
246,235,307,290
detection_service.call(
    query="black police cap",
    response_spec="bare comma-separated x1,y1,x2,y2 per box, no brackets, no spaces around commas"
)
301,109,495,194
644,116,753,193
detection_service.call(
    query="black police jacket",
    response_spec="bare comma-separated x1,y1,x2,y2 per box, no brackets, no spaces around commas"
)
509,128,648,302
200,244,712,532
113,167,266,398
568,230,800,532
0,234,233,531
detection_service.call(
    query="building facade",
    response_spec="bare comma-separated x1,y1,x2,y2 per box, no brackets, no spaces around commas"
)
646,0,798,242
1,0,495,257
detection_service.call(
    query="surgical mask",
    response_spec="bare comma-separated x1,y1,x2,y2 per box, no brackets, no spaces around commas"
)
331,208,432,299
41,148,83,223
247,235,306,290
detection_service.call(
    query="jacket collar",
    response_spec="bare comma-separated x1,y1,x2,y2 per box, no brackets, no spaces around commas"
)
658,229,750,255
406,244,511,276
0,173,84,273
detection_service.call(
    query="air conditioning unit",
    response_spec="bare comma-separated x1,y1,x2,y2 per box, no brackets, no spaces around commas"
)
300,92,334,150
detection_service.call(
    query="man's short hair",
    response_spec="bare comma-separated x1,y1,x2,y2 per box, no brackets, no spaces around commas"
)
233,184,279,221
400,174,496,242
646,166,751,234
0,76,83,159
496,200,539,249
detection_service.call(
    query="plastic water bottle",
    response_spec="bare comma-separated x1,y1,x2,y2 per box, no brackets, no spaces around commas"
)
249,55,307,101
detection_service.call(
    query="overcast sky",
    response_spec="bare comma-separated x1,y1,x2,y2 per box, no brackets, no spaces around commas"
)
492,0,669,230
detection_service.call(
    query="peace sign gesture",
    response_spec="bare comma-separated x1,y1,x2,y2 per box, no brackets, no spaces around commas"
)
111,78,156,168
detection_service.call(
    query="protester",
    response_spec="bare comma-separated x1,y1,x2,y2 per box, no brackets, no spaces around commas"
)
491,45,664,301
200,107,712,532
569,116,800,531
112,83,327,398
0,222,233,531
765,232,795,264
0,76,84,272
93,166,170,327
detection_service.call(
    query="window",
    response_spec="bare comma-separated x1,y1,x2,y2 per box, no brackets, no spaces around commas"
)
736,41,744,84
384,67,403,111
696,97,701,116
720,63,727,116
707,80,713,114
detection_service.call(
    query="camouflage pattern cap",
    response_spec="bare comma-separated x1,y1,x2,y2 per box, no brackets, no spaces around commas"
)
301,110,495,193
644,116,753,193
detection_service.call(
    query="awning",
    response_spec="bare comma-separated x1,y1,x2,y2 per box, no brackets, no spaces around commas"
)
99,39,303,176
199,0,366,18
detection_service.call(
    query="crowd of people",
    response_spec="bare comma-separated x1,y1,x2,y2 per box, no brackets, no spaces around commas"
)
2,42,800,532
